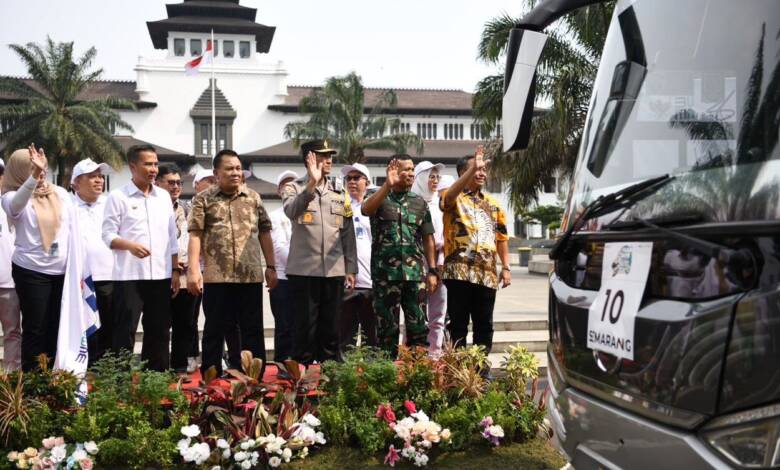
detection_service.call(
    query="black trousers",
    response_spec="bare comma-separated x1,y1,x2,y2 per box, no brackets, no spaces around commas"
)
87,280,114,366
269,279,295,362
188,295,202,357
171,289,199,370
339,288,377,349
444,279,497,353
12,263,64,371
112,279,172,371
201,283,264,376
288,275,344,365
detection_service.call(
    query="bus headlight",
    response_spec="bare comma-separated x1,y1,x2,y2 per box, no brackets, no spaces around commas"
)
702,404,780,468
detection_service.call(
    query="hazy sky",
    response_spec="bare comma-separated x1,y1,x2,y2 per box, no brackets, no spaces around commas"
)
0,0,524,91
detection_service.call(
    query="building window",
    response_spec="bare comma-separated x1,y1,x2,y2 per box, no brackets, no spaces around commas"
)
471,123,488,140
195,119,233,155
223,40,235,58
433,123,437,139
173,38,185,56
190,39,202,56
211,39,219,56
542,177,557,193
374,176,387,187
239,41,250,58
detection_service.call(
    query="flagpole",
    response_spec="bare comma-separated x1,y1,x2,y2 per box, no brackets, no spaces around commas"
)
210,29,216,159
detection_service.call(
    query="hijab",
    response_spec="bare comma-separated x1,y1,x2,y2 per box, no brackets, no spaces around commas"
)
2,149,62,252
412,167,437,203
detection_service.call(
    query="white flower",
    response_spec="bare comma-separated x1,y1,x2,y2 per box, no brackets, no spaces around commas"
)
250,451,259,466
418,439,432,449
266,436,286,454
222,449,231,459
299,447,309,459
240,440,251,450
487,425,505,438
83,442,98,455
282,447,292,463
180,424,201,438
301,413,321,427
314,431,326,445
268,456,282,468
441,429,451,441
50,445,67,463
71,449,87,462
395,425,411,441
190,443,211,465
413,452,429,467
241,460,252,469
210,467,221,470
234,451,248,462
216,439,229,449
398,417,415,429
177,439,191,453
401,446,416,459
411,411,429,423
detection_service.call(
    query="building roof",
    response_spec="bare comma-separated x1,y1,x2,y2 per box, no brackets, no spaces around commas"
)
179,173,278,199
243,139,480,164
190,79,236,118
0,77,156,108
115,135,190,159
147,0,276,53
268,86,475,116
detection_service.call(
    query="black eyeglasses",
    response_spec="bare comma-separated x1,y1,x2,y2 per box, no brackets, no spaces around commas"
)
166,180,183,187
345,175,364,182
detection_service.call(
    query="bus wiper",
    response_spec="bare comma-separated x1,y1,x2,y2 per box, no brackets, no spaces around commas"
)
549,174,673,260
606,216,755,268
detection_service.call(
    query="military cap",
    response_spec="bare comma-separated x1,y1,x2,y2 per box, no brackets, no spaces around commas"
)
300,139,337,157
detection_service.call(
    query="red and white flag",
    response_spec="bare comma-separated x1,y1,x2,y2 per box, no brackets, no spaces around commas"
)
185,40,214,76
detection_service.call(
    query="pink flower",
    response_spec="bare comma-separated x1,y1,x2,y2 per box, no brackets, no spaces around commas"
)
375,403,396,424
403,400,417,414
80,458,93,470
376,404,386,418
480,416,493,428
384,445,400,467
42,437,56,449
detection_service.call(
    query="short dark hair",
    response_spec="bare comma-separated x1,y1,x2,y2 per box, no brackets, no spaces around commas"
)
0,165,4,177
127,144,157,164
391,153,413,163
156,163,181,180
456,155,475,176
213,149,240,169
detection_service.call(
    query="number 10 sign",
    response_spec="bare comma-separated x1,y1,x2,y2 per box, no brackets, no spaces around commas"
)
587,242,653,361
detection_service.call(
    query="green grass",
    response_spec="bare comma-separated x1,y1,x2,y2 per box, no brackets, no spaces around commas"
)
287,438,566,469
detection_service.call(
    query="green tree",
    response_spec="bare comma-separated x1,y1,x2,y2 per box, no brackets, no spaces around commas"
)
473,2,614,210
522,204,564,238
284,72,423,164
0,37,134,186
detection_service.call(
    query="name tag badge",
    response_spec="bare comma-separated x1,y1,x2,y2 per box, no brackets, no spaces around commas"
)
586,242,653,361
356,226,365,239
300,211,315,225
408,214,417,224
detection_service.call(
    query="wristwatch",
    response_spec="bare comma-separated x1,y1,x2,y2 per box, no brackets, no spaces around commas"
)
172,267,183,274
266,265,276,271
501,266,511,272
428,267,440,277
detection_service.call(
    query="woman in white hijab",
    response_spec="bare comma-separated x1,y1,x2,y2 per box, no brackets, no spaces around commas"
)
412,161,447,358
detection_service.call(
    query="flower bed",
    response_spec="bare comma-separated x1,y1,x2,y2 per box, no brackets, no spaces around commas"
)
1,344,554,469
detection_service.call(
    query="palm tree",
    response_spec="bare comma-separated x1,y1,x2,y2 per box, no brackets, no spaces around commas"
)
0,37,134,186
284,72,423,164
474,2,614,210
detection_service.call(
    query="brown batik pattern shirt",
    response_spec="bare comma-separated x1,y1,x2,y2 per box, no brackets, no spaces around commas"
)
188,185,272,284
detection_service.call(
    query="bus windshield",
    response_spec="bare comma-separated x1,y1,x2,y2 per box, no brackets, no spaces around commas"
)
565,0,780,230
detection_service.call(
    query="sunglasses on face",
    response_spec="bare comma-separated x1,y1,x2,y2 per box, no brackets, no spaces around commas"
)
166,180,183,187
345,175,365,182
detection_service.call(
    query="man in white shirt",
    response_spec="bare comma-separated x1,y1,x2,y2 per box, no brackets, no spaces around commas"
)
339,163,377,349
70,158,114,365
268,170,298,361
0,160,21,371
102,144,179,371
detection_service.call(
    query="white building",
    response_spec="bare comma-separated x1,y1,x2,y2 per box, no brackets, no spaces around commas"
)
2,0,560,238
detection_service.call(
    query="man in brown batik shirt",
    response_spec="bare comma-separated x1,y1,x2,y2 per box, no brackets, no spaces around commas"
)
187,149,277,377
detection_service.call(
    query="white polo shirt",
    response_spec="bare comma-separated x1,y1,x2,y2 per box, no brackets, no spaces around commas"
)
269,206,292,280
0,204,15,288
102,182,178,281
351,198,372,289
73,193,114,282
1,182,72,275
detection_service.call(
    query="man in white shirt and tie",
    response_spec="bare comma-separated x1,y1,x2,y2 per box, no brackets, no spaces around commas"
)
268,170,297,362
71,158,115,365
102,145,179,371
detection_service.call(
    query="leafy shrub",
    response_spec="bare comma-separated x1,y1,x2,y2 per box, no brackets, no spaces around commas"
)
97,421,179,469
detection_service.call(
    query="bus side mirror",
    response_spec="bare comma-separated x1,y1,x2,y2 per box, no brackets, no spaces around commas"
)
502,28,548,152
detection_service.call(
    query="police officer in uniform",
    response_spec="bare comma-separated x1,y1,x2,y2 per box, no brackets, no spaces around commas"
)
282,140,358,364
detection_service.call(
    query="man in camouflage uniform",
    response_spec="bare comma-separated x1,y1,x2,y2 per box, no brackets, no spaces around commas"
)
187,149,277,377
361,154,439,358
